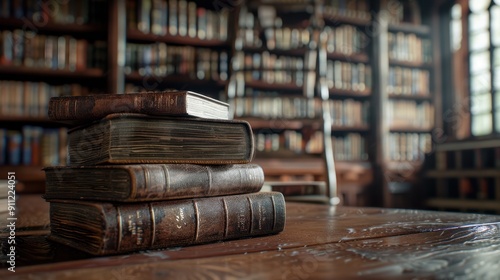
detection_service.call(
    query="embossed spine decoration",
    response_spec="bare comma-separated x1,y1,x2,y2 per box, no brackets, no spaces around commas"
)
43,164,265,201
48,192,286,255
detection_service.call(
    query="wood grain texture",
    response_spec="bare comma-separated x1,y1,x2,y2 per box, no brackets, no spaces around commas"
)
4,200,500,279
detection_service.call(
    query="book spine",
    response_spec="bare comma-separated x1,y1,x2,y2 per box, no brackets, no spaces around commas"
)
48,92,187,121
129,164,264,200
110,192,285,254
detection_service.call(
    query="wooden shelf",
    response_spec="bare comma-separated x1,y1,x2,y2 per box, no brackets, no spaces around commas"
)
388,93,432,101
389,59,433,68
237,46,312,57
329,88,371,97
242,117,322,130
426,169,500,178
0,116,62,126
0,65,105,80
125,72,227,88
389,125,433,133
331,125,370,132
426,198,500,211
253,157,325,176
243,80,304,91
127,29,229,47
0,18,105,36
323,15,371,27
0,166,45,182
327,52,370,63
388,23,430,36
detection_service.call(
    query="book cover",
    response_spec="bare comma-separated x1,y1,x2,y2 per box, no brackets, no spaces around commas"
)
67,113,254,165
48,192,286,255
44,164,264,202
48,90,230,123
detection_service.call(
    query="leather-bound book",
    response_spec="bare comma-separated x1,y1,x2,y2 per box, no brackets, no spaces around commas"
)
48,192,286,255
48,90,230,124
44,164,264,202
67,113,254,165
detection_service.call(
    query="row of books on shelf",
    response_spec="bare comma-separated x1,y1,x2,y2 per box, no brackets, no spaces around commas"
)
380,0,422,25
255,130,323,154
328,99,369,127
323,0,371,21
434,147,500,171
0,0,106,24
0,81,88,118
124,43,229,80
0,30,106,71
388,32,432,64
232,72,317,98
322,25,369,56
387,100,434,129
332,133,368,161
432,177,496,201
232,51,313,72
387,132,432,162
387,66,430,96
233,96,322,119
128,0,229,41
236,6,318,51
326,60,372,92
0,126,67,166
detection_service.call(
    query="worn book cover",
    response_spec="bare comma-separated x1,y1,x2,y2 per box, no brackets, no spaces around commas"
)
48,90,230,123
48,192,286,255
44,164,264,202
67,113,254,165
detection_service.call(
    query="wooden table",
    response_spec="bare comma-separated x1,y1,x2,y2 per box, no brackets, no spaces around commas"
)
2,195,500,279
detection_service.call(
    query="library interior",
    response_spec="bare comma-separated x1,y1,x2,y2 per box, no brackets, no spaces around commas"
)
1,0,500,278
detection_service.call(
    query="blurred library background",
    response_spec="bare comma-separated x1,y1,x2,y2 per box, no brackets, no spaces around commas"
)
1,0,498,214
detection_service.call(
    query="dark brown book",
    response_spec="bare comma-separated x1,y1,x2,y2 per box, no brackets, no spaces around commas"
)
44,164,264,202
48,192,286,255
48,90,230,123
67,113,254,165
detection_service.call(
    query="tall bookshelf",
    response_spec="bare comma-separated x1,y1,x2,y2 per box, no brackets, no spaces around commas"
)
226,1,338,203
0,0,108,192
372,0,442,208
0,0,442,208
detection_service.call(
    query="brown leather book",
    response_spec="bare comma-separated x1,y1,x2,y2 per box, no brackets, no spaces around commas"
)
44,164,264,202
48,192,286,255
48,90,230,123
67,113,254,165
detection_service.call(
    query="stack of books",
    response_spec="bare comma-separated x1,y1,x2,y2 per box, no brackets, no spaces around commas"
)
43,91,286,256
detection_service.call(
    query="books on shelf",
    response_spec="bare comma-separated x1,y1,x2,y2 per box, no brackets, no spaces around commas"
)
387,132,432,161
387,66,430,96
255,129,323,155
0,81,89,118
332,133,368,161
0,30,106,71
326,60,372,92
387,100,434,129
234,96,322,119
388,32,432,64
0,126,67,166
48,90,230,123
129,0,229,41
124,43,228,81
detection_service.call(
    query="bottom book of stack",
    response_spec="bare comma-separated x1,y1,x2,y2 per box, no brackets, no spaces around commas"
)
47,192,286,255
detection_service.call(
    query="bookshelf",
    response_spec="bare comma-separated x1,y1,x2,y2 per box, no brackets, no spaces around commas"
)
372,0,442,208
121,0,231,100
0,0,108,192
0,0,442,208
421,139,500,214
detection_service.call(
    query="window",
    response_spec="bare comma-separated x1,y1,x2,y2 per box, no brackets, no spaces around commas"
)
467,0,500,136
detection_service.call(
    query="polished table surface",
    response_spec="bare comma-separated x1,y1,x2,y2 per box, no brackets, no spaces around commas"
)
2,195,500,279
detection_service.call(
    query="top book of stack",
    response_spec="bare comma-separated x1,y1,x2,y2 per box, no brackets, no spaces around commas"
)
48,90,230,124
